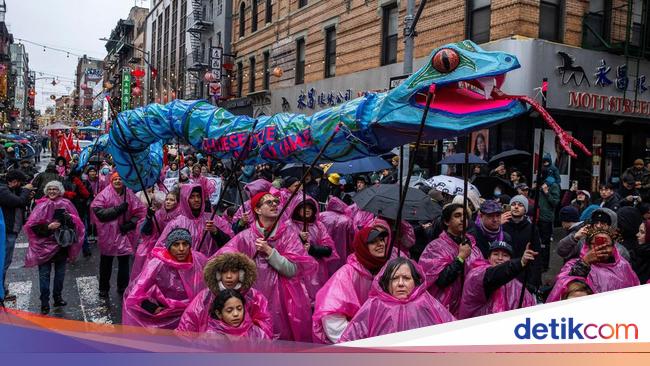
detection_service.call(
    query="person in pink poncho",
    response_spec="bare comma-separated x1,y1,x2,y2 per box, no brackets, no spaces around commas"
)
202,289,270,339
346,203,416,251
215,191,317,342
164,183,233,257
189,163,216,209
288,196,338,301
320,196,355,274
458,240,538,319
232,179,273,233
339,257,455,342
90,172,146,298
418,203,483,316
177,252,272,337
131,190,181,281
546,227,639,302
312,225,391,344
123,228,207,329
24,180,85,315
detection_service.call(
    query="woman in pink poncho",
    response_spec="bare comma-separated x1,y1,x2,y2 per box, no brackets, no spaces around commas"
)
546,227,639,302
131,190,181,281
177,252,272,337
163,183,233,257
346,203,416,251
200,289,270,339
339,257,455,342
90,173,146,297
24,180,85,315
312,225,391,344
216,191,317,342
287,196,339,301
123,227,207,329
418,203,483,316
458,240,538,319
320,196,355,274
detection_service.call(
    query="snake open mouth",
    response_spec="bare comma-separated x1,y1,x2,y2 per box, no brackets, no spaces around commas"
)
412,73,517,115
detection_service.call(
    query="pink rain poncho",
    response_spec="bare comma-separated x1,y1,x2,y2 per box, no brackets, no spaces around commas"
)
168,183,233,257
232,179,273,225
131,204,182,281
216,222,317,342
86,177,107,197
546,244,639,302
201,310,270,339
458,259,536,319
418,231,483,316
122,247,208,329
190,174,216,205
287,196,339,301
23,197,85,267
90,184,146,256
339,259,455,342
320,196,355,274
312,253,374,344
346,203,416,250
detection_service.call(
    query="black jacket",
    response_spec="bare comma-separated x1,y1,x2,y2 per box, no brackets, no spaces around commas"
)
483,259,526,298
32,170,62,199
502,217,542,289
468,225,512,259
0,183,30,234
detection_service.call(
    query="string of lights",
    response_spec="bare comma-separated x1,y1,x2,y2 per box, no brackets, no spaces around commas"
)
14,38,104,60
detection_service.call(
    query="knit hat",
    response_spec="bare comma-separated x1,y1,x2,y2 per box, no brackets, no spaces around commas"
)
576,190,591,199
165,228,192,249
282,176,299,189
559,206,580,223
110,171,121,182
328,173,340,185
488,240,513,256
250,191,271,212
510,195,529,214
480,200,503,214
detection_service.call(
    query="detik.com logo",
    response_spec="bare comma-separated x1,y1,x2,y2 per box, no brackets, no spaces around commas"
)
514,318,638,340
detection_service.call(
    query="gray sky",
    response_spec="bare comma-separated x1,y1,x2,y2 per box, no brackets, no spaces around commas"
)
5,0,149,112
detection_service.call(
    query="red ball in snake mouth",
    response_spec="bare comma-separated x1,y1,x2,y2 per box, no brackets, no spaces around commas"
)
432,48,460,73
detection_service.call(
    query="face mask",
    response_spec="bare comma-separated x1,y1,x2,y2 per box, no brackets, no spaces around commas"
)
494,189,502,197
101,168,110,175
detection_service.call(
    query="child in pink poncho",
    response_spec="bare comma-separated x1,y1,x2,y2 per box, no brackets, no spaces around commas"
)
288,196,338,301
320,196,355,274
123,228,207,329
418,203,483,316
177,252,272,338
546,227,639,302
458,240,538,319
339,257,455,342
201,289,270,339
90,173,146,297
24,180,85,315
215,191,317,342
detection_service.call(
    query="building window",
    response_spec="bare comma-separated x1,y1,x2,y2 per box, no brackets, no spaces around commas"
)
217,0,223,15
295,38,305,85
539,0,562,42
249,57,256,93
263,51,270,90
324,27,336,78
252,0,258,32
216,31,222,46
299,0,307,8
239,2,246,37
237,61,243,97
265,0,272,23
381,3,398,66
467,0,491,44
583,0,610,48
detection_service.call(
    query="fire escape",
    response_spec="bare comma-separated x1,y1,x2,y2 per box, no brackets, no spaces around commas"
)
186,0,212,99
583,0,649,103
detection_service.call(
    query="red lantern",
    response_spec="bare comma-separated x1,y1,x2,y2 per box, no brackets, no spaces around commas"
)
203,72,217,82
272,67,283,78
131,68,145,79
132,86,142,97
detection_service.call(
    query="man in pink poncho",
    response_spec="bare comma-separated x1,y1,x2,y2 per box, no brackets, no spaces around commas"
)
232,179,273,233
312,225,391,344
189,163,216,209
131,190,181,281
339,257,455,342
177,252,272,337
320,196,355,274
162,183,233,258
215,191,317,342
90,172,146,298
288,196,338,301
24,180,85,315
458,240,538,319
546,227,639,302
123,227,207,329
419,203,483,316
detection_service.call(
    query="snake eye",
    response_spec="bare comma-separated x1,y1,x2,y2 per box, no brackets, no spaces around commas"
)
432,48,460,73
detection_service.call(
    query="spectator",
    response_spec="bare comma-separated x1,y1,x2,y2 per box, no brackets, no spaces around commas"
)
490,162,508,180
618,174,642,208
31,163,62,200
538,175,560,270
560,180,591,216
509,170,525,188
502,195,542,290
598,183,621,211
633,220,650,283
469,200,510,258
623,159,650,194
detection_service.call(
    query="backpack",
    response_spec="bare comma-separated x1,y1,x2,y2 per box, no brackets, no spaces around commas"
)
54,227,77,248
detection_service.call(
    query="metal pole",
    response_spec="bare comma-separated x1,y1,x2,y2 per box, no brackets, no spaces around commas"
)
403,0,415,75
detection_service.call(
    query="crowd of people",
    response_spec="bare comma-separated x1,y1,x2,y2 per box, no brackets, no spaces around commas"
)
1,144,649,343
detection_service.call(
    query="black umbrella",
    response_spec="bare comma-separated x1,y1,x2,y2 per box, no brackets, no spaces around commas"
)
328,156,391,174
489,149,531,164
437,153,487,165
352,184,435,221
471,176,517,198
280,163,324,178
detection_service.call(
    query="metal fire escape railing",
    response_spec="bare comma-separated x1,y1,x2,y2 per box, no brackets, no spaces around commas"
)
187,0,212,72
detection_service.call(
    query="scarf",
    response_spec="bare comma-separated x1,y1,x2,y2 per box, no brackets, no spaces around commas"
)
353,226,388,274
475,215,504,242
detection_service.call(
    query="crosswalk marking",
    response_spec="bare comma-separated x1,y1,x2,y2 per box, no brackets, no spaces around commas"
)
6,281,32,311
76,276,113,324
14,242,29,249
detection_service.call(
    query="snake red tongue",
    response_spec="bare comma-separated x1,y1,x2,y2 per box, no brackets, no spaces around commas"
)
490,87,591,158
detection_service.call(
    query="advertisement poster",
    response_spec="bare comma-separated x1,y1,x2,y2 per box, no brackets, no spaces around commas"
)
533,129,572,190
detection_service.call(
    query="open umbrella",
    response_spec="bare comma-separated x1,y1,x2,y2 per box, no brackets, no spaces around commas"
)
489,149,531,164
424,175,480,197
471,176,517,198
327,156,391,174
437,153,487,165
280,163,324,178
352,184,435,221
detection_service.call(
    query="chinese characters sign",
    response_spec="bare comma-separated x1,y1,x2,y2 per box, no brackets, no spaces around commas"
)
121,68,131,112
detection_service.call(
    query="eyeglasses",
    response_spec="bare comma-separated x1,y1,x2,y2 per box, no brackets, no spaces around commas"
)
262,199,280,207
